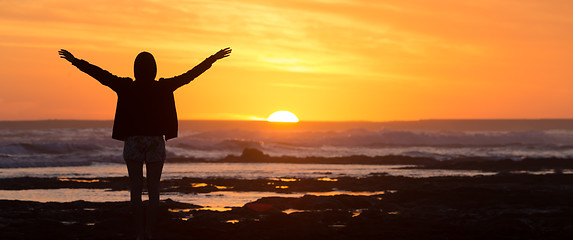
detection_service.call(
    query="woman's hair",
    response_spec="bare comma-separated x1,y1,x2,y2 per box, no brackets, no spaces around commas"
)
134,52,157,81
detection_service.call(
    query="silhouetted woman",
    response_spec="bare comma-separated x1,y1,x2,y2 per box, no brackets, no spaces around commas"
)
59,47,231,239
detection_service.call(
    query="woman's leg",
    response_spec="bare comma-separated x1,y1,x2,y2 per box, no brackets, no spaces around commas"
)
126,160,145,239
145,161,164,237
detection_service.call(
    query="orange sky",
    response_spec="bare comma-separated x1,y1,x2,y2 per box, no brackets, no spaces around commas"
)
1,0,572,121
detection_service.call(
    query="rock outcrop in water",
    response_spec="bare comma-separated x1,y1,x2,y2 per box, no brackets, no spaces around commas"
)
169,148,573,173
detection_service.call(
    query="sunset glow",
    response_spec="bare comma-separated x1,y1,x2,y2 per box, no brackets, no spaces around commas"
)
1,1,573,121
267,111,299,123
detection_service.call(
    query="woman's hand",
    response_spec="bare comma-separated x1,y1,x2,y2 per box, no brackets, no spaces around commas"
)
58,49,76,63
211,47,232,60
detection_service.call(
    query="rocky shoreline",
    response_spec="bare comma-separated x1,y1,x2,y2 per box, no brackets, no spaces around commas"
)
169,148,573,172
1,172,573,239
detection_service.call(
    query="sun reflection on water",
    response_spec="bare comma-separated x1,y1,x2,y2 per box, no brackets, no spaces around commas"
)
268,178,300,182
58,178,103,183
197,207,233,212
317,178,338,182
191,183,208,188
0,189,389,209
190,182,233,190
168,208,195,213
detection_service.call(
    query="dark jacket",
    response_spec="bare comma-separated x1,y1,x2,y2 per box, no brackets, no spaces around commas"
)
72,57,216,141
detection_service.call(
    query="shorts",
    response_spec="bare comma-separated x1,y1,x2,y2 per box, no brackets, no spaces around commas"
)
123,136,166,163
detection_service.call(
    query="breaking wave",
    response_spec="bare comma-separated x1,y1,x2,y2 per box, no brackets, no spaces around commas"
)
2,125,573,168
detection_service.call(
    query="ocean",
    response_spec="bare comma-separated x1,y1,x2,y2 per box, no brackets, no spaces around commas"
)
2,119,573,169
1,119,572,207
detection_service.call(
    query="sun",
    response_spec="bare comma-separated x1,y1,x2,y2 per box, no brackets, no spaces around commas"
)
267,111,299,123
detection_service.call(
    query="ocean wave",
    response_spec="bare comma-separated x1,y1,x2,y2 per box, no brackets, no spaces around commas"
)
291,129,573,147
171,129,573,149
2,126,573,168
0,142,104,155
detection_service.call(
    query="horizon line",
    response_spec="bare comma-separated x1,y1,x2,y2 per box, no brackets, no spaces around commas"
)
2,118,573,123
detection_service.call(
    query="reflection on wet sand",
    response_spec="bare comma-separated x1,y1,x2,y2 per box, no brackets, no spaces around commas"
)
0,187,387,209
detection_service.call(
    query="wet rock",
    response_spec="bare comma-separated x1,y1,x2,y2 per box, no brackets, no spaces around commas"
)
2,173,573,239
248,194,381,211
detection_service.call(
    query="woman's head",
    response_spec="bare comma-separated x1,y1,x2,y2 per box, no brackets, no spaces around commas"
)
134,52,157,82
